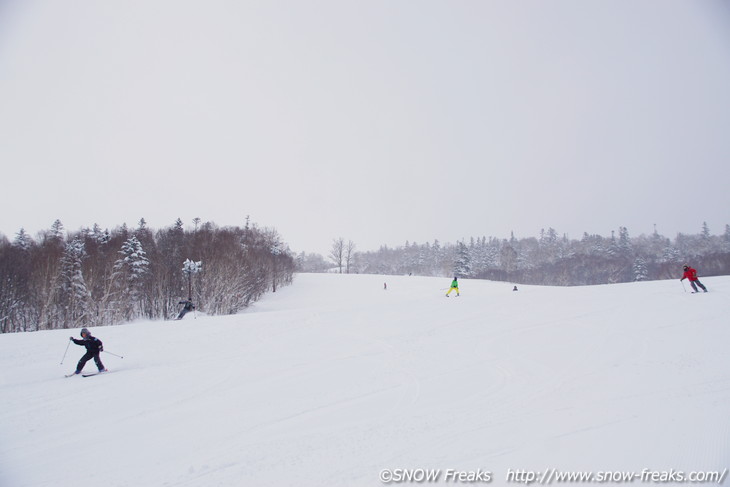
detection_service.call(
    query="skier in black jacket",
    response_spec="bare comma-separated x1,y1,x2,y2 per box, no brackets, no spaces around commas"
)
176,298,195,320
69,328,107,375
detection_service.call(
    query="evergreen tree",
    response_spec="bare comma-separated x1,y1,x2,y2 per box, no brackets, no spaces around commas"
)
13,228,33,251
500,243,518,274
113,235,150,319
454,241,471,277
50,219,64,241
90,224,110,244
618,227,632,257
633,257,649,281
59,238,91,326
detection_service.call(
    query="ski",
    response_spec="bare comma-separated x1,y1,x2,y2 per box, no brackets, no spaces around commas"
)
82,370,109,377
64,373,78,378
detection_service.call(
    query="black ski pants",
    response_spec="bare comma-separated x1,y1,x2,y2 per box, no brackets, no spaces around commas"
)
76,351,105,373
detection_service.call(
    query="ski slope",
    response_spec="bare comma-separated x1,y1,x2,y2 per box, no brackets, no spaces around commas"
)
1,273,729,487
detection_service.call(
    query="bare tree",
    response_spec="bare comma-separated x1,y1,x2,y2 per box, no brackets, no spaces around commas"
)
329,238,345,273
345,240,356,274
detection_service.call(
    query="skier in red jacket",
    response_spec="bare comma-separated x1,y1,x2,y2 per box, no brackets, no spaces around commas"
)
681,265,708,293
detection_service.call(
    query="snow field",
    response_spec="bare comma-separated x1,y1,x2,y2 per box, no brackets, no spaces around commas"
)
1,273,729,486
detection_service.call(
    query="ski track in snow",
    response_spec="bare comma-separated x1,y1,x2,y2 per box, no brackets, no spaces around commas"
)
1,273,729,486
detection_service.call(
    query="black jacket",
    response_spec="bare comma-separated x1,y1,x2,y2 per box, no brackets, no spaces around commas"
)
72,336,103,353
179,300,195,311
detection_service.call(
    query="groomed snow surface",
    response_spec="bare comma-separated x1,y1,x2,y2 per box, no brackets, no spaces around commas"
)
2,273,729,487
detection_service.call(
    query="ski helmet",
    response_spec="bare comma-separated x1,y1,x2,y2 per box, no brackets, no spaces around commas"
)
80,327,90,337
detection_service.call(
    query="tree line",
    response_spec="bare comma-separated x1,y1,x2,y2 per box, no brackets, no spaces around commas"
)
297,223,730,285
0,218,295,333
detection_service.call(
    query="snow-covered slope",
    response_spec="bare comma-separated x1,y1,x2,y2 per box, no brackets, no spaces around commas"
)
2,274,729,486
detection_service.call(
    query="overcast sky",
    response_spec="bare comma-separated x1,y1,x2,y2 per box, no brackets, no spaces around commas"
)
1,0,729,255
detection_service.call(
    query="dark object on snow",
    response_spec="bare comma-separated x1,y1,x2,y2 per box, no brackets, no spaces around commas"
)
513,286,518,291
69,328,106,375
177,298,195,320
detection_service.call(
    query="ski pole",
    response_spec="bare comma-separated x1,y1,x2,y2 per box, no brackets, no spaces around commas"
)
680,280,687,293
103,350,124,359
60,339,71,365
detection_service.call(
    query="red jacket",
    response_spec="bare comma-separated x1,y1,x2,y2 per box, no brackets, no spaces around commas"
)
682,267,699,281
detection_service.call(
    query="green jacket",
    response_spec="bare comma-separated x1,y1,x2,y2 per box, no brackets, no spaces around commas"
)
450,279,458,288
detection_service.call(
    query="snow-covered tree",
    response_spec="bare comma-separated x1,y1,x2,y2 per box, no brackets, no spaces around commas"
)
454,241,471,277
500,243,518,273
89,224,110,244
618,226,632,257
701,221,711,241
50,219,64,241
113,235,150,319
296,252,329,273
13,228,33,251
59,238,91,326
633,257,649,281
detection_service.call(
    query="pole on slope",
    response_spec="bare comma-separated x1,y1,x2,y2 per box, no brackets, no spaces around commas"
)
103,350,124,359
680,279,687,293
60,339,71,365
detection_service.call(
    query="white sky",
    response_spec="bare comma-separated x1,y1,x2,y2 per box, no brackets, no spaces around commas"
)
1,0,729,255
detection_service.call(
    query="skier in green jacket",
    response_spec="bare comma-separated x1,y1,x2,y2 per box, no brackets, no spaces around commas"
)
446,277,460,297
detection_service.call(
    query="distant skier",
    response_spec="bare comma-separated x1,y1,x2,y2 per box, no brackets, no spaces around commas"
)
384,282,387,290
176,298,195,320
68,328,107,375
446,277,460,297
513,285,518,291
681,265,708,293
